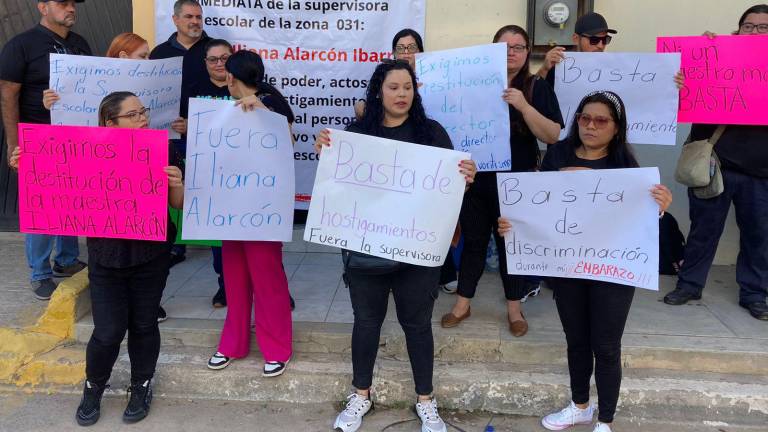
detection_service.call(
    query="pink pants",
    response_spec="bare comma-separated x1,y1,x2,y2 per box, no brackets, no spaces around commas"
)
218,241,292,362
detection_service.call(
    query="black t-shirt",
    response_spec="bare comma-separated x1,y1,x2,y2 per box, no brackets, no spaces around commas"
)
345,118,453,151
259,92,295,123
0,25,92,124
150,32,212,117
541,139,638,171
181,78,230,118
545,68,556,89
509,76,564,172
690,124,768,178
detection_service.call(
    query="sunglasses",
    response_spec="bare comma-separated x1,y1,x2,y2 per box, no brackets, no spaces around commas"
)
580,35,612,46
576,113,613,129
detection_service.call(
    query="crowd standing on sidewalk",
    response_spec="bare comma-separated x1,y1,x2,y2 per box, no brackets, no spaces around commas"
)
2,1,767,431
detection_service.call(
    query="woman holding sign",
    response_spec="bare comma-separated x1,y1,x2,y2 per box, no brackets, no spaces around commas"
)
314,60,476,432
441,25,564,337
205,50,295,378
498,91,672,432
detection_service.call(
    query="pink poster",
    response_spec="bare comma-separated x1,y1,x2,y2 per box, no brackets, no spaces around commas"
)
17,124,169,241
657,35,768,125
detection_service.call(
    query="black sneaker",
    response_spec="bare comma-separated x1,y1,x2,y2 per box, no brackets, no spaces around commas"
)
169,253,186,268
157,306,168,323
212,286,227,308
739,301,768,320
53,260,87,277
663,288,702,305
75,380,106,427
263,359,289,377
32,279,58,301
123,380,153,423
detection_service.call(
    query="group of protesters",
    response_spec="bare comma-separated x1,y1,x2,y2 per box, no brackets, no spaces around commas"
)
1,1,767,431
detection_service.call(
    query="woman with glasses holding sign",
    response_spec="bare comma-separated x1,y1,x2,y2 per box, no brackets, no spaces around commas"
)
498,91,672,432
314,60,477,432
441,25,564,337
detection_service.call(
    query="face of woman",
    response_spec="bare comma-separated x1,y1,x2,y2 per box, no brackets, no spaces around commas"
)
119,42,150,60
394,35,420,69
380,69,414,120
577,102,618,151
206,45,232,82
497,32,528,74
738,13,768,35
107,96,149,129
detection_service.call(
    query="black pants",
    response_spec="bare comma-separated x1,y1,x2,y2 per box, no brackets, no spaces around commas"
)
86,253,170,386
458,172,527,300
676,169,768,303
212,246,224,290
439,247,457,285
549,277,635,424
348,265,440,396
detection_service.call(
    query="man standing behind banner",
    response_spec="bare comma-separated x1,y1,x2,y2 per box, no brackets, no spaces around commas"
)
0,0,91,301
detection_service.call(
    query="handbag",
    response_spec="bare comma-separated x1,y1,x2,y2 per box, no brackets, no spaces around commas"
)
674,125,726,187
341,249,402,275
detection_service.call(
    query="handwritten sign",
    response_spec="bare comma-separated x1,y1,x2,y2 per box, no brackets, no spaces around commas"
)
417,44,511,171
49,54,183,138
496,168,660,290
181,98,295,242
304,129,468,266
555,52,681,145
657,35,768,125
17,124,169,241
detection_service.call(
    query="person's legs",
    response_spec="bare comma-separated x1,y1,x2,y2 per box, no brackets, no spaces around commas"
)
217,241,253,358
439,247,457,286
25,233,55,282
348,271,390,392
456,179,495,301
589,282,635,424
245,241,292,363
730,172,768,305
52,235,80,268
391,266,440,396
211,246,226,306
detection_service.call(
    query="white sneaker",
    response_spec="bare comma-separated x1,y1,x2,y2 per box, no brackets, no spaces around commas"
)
333,393,372,432
415,398,447,432
593,423,613,432
541,401,594,430
441,281,458,294
207,352,232,370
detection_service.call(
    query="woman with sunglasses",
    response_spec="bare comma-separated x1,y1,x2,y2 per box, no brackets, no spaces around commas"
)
315,60,476,432
441,25,563,337
498,91,672,432
9,91,184,426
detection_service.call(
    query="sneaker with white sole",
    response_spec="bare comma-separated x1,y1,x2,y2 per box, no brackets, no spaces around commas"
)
415,398,447,432
440,281,458,294
593,423,613,432
333,392,373,432
263,358,289,377
207,352,232,370
541,401,594,430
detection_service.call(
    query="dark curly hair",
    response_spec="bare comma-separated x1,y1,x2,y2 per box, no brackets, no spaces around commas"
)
351,60,433,145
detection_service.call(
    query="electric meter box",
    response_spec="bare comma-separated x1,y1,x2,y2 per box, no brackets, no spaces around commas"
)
531,0,580,47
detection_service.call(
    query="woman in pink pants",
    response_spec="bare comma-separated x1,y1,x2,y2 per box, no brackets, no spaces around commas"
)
205,50,295,377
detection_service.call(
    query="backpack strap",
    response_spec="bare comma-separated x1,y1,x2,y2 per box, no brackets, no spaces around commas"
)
710,125,727,145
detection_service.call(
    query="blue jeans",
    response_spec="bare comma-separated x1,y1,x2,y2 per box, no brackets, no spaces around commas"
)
676,169,768,303
25,234,80,282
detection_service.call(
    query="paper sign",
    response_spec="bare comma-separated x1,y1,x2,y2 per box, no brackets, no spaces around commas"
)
554,52,681,145
181,98,295,242
497,168,660,290
657,35,768,125
417,43,511,171
17,124,169,241
49,54,183,138
304,129,468,267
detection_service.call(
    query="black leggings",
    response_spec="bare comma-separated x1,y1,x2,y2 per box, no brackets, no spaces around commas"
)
549,277,635,423
85,253,169,386
347,265,440,396
458,172,527,301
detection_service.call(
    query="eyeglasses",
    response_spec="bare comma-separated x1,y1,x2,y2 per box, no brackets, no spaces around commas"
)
740,22,768,33
507,44,528,53
576,113,613,129
112,107,150,122
581,35,612,46
381,58,410,65
205,54,230,64
394,44,420,54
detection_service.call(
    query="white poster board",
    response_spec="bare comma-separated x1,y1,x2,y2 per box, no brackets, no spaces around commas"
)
417,43,511,171
181,98,295,241
554,52,681,145
155,2,426,208
304,129,468,267
496,168,660,290
49,54,182,138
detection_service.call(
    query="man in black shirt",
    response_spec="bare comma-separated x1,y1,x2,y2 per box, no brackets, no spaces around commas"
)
0,0,91,300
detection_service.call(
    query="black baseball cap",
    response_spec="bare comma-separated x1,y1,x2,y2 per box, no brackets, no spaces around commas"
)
575,12,617,35
38,0,86,3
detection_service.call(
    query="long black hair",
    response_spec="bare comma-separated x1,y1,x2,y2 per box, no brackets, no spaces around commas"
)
565,91,638,168
225,50,295,123
737,4,768,32
391,28,424,53
493,25,536,136
351,60,432,144
98,91,137,126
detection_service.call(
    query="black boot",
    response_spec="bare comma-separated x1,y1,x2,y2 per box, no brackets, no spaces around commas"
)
123,379,153,423
76,380,106,427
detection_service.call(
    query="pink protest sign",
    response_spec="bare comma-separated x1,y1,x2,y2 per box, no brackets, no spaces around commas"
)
17,124,169,241
657,35,768,125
